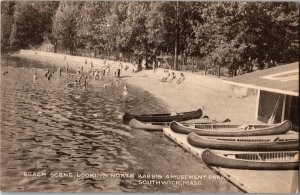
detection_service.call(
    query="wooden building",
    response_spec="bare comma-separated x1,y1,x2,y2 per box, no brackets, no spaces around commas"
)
225,62,299,130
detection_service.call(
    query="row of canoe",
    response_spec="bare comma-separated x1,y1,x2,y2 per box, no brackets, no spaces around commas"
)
123,108,299,170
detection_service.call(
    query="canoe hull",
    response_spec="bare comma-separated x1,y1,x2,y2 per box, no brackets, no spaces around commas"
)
170,120,292,137
202,149,299,170
129,119,166,131
129,117,230,131
187,133,299,151
123,108,202,123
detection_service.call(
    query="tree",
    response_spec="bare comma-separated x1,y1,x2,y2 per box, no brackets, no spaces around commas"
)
191,2,299,76
52,2,80,54
121,2,151,66
100,2,128,53
146,2,166,55
1,1,15,52
9,2,43,50
76,1,110,56
33,2,59,44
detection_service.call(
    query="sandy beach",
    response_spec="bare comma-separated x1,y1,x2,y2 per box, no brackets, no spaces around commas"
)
15,50,258,124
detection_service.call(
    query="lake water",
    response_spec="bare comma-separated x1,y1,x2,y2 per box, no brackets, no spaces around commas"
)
0,55,239,192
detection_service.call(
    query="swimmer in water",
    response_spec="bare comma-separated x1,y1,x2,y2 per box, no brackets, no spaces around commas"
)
77,67,81,75
115,79,120,86
123,84,128,95
44,69,49,77
82,76,88,88
103,83,110,88
34,70,38,79
57,67,61,76
66,80,78,88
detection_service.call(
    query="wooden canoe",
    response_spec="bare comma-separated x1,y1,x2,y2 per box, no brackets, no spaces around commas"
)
129,117,231,131
187,133,299,151
123,108,202,123
201,149,299,170
170,120,292,136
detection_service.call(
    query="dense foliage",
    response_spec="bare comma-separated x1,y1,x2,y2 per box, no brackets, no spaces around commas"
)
1,1,299,74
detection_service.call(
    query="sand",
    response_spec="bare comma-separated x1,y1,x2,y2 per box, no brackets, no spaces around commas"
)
15,50,258,124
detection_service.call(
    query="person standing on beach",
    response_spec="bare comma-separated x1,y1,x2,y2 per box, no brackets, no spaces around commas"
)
107,63,111,75
102,68,106,80
117,62,122,77
83,75,88,88
91,62,94,69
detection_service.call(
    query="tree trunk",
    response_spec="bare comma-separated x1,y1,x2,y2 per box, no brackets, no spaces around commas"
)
174,1,179,70
145,42,148,68
218,66,221,78
54,40,57,53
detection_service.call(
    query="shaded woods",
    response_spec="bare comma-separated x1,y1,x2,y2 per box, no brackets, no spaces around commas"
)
1,1,299,76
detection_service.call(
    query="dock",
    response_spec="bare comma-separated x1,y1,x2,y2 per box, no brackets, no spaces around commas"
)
163,128,299,193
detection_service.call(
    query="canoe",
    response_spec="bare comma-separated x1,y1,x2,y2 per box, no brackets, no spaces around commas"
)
129,117,231,131
201,149,299,170
170,120,292,137
187,133,299,151
123,108,202,123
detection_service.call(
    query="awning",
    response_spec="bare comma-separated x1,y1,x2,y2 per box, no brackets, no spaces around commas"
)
224,62,299,96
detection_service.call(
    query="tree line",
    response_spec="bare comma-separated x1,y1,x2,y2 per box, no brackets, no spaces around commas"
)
1,1,299,75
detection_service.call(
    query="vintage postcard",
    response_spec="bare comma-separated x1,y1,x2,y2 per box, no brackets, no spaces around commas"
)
0,1,299,193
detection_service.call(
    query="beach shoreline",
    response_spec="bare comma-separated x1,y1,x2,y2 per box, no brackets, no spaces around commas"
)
13,50,258,123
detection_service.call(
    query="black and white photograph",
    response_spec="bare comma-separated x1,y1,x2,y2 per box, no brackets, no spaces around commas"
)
0,1,299,193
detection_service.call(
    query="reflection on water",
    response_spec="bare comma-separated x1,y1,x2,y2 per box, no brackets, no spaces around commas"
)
0,55,168,192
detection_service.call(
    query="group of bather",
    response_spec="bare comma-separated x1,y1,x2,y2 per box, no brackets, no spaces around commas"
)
160,71,185,84
36,58,126,90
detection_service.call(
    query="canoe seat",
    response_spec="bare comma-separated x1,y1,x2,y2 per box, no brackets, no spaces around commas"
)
237,125,250,130
269,137,279,142
257,153,264,161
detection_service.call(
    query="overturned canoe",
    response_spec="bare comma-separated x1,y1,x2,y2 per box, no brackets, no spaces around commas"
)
202,149,299,170
123,108,202,123
170,120,292,137
129,117,231,131
187,133,299,151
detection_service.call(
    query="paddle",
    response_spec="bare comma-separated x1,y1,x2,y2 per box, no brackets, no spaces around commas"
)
268,96,281,124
